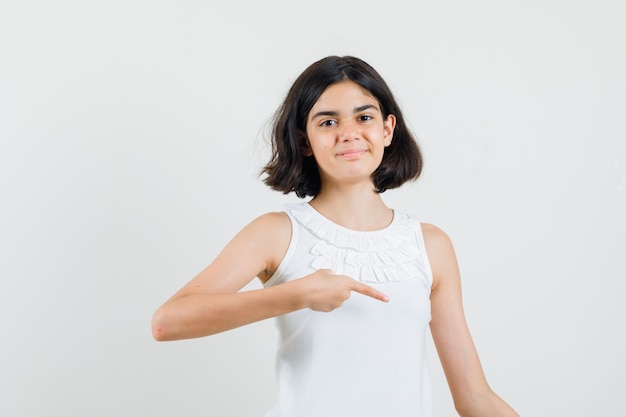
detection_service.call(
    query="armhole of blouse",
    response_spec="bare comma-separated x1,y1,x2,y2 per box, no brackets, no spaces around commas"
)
416,222,434,291
263,210,298,288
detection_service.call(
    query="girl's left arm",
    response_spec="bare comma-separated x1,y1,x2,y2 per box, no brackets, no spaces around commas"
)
422,223,520,417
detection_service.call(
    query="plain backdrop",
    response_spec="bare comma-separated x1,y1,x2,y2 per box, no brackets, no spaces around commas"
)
1,1,625,416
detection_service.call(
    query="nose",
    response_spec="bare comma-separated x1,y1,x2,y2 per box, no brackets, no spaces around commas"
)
338,120,359,142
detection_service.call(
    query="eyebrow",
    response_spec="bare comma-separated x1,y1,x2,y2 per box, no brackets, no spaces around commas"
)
310,104,380,120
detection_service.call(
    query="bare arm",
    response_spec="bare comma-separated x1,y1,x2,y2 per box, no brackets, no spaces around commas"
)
152,212,388,341
423,223,519,417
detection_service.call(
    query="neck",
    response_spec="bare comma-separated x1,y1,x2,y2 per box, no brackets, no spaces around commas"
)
309,183,393,231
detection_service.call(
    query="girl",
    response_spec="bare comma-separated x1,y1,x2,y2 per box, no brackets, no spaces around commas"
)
152,55,520,417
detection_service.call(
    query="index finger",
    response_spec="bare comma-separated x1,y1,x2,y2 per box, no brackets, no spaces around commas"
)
350,281,389,302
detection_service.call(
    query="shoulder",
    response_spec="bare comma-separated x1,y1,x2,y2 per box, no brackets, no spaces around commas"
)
244,211,292,243
420,223,459,287
224,211,291,262
420,222,453,249
244,211,292,281
252,210,291,226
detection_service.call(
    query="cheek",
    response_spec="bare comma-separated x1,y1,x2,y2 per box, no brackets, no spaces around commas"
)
310,139,330,152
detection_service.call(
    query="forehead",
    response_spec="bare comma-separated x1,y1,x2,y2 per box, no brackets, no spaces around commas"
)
311,80,378,110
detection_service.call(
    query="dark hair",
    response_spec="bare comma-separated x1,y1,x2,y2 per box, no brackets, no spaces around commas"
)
262,55,423,198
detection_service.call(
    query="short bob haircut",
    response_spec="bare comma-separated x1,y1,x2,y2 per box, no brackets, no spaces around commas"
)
262,55,423,198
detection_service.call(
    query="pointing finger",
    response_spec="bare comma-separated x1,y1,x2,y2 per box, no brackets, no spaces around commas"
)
351,281,389,302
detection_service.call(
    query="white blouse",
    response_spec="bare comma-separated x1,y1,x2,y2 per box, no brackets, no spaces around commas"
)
264,202,433,417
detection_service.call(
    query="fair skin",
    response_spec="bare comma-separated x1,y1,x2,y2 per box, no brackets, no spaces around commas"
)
152,81,519,417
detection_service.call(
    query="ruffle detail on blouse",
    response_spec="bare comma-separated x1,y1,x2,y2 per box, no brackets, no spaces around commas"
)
286,203,424,283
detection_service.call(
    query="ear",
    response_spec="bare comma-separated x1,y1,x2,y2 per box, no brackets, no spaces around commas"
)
299,130,313,156
383,114,396,147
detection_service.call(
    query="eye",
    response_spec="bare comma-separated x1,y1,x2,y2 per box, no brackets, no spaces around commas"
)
359,114,373,122
320,119,336,127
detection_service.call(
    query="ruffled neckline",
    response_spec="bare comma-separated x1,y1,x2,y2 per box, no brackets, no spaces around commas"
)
286,203,422,283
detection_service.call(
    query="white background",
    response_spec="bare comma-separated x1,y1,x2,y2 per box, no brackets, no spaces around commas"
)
1,1,625,416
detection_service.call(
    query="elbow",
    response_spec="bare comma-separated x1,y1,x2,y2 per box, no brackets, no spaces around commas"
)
455,400,482,417
151,308,172,341
454,401,474,417
453,388,497,417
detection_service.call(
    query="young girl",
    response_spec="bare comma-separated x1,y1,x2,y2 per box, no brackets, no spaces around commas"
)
152,56,520,417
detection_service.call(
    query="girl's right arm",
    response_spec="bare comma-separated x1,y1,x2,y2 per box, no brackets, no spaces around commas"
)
151,212,387,341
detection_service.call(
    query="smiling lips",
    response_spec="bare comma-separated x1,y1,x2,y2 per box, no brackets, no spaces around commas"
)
336,149,367,158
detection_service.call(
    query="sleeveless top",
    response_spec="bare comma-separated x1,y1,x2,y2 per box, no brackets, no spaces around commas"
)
263,202,433,417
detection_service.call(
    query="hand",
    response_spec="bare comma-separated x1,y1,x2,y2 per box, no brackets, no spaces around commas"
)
297,269,389,312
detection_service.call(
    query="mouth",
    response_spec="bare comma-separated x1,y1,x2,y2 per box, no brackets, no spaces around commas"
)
337,149,367,158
